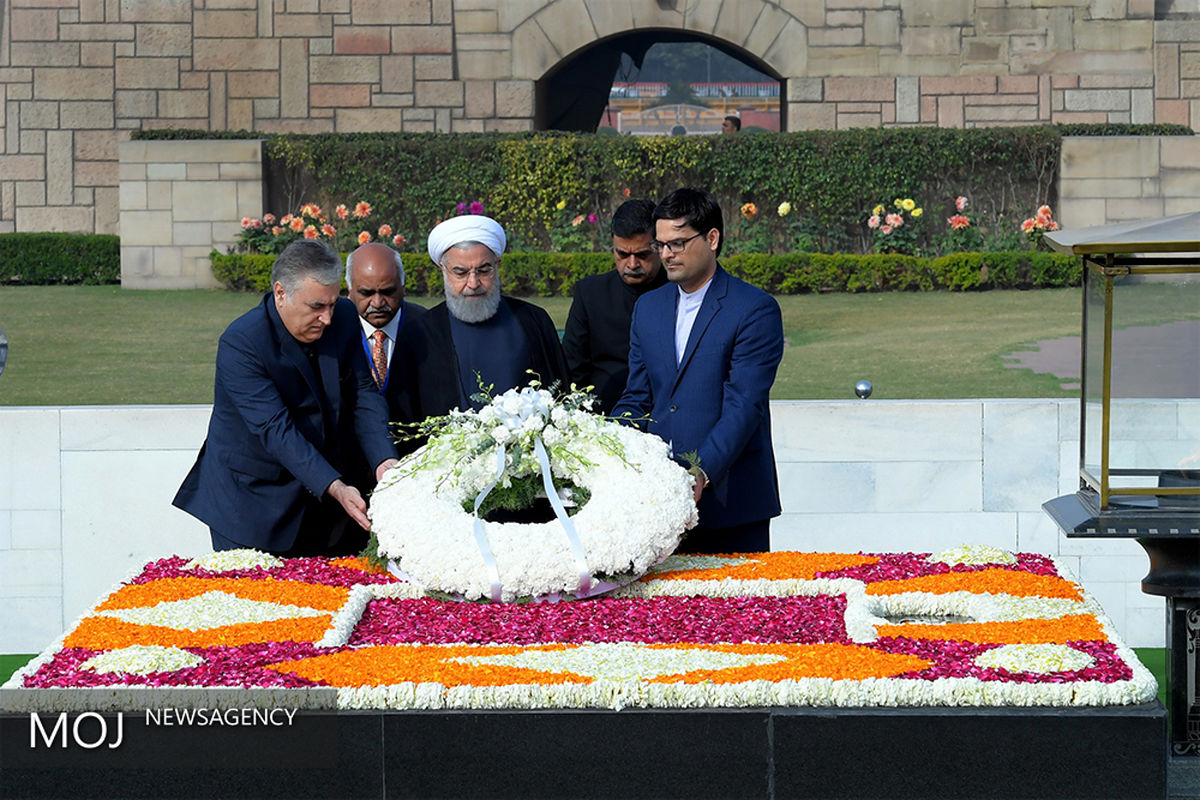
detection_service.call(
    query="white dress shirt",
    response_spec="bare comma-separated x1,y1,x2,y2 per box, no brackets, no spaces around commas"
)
674,278,712,366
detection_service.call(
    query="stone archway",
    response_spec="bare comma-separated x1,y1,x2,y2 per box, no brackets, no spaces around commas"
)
505,0,808,131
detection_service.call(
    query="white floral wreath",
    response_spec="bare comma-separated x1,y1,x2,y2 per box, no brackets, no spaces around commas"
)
369,387,699,602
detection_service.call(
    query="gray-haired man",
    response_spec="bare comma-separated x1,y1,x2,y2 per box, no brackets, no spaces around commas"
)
174,239,398,556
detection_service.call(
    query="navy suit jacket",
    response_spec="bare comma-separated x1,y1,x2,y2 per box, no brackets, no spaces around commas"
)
612,266,783,529
173,294,396,552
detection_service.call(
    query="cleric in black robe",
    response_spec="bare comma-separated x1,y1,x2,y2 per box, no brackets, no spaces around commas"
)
395,214,568,423
562,199,667,413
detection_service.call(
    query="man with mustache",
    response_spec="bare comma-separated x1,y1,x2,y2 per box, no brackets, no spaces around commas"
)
395,215,568,422
612,188,783,554
345,242,427,422
562,199,667,414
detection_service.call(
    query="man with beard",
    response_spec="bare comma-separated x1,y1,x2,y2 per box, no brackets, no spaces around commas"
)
395,214,568,422
562,199,667,414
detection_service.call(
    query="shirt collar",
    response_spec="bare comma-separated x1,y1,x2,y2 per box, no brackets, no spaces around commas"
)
358,305,403,341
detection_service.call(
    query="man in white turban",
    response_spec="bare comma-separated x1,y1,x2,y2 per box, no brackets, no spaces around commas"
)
395,215,568,421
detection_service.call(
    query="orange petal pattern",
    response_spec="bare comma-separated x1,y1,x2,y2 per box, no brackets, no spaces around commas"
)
95,577,350,612
647,551,880,582
63,615,333,649
875,614,1105,644
864,568,1082,601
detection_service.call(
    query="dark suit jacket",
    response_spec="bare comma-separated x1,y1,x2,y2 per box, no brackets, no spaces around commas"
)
173,294,396,552
562,268,667,414
395,297,569,422
378,299,428,423
611,266,783,529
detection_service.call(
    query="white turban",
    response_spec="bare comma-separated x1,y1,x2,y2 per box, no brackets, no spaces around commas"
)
426,215,507,266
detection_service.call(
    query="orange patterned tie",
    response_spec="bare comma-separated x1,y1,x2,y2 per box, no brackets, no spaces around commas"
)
370,329,388,388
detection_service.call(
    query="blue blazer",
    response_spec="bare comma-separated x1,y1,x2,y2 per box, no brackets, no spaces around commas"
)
612,266,783,528
173,294,396,551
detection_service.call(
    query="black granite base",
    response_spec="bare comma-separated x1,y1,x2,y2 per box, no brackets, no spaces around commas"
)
1,704,1168,800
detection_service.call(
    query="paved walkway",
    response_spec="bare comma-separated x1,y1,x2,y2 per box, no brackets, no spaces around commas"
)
1002,320,1200,397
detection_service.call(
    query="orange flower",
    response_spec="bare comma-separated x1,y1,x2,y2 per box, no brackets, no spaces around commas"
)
948,214,971,230
392,233,406,248
353,201,372,219
571,214,585,227
378,224,392,238
876,614,1105,645
262,213,276,225
623,187,631,197
1036,205,1052,219
335,204,349,220
646,551,879,583
740,202,757,220
358,231,372,245
240,216,255,229
321,224,336,237
1021,218,1037,233
289,217,305,233
303,225,319,239
65,615,331,649
271,226,283,236
95,577,350,612
864,568,1083,601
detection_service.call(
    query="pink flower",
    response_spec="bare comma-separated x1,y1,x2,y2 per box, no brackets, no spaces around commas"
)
353,201,372,219
587,213,598,224
571,214,585,227
456,202,468,215
271,226,282,236
1037,205,1052,219
948,214,971,230
392,233,406,248
358,231,372,245
378,224,392,238
881,224,893,235
1021,218,1037,233
263,213,276,225
867,215,880,229
335,204,349,220
303,225,319,239
885,213,903,228
469,201,485,215
281,214,293,225
1045,220,1059,231
241,216,255,229
955,196,968,212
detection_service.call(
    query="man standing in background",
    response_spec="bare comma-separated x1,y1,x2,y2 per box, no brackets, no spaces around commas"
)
562,199,667,413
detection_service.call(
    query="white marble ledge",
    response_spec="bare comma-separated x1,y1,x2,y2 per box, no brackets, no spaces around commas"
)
771,400,984,462
59,405,212,451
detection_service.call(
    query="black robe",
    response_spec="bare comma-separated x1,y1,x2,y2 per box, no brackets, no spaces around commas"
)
394,296,569,424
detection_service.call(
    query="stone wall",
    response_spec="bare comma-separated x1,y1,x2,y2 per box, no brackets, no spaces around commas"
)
0,400,1169,654
1059,134,1200,229
1,0,1198,237
119,139,262,288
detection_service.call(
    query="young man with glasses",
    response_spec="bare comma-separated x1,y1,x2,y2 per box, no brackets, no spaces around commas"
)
612,188,784,554
394,214,568,422
562,199,668,413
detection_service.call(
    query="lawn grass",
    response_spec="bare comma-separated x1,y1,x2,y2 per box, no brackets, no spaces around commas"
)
0,286,1082,405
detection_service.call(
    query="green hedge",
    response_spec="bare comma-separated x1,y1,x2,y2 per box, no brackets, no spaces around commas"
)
211,250,1080,295
136,124,1191,257
0,233,121,285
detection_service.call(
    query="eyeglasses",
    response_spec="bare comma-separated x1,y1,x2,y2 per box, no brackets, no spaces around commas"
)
650,232,704,254
444,264,496,280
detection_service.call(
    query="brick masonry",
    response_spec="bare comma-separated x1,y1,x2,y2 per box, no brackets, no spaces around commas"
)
0,1,1198,258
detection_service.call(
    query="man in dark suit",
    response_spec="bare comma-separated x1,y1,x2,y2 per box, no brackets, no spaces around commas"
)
396,215,568,422
345,242,427,423
612,188,784,554
173,239,398,556
562,199,667,414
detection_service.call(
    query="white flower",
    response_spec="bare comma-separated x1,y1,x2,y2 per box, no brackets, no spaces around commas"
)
491,426,512,445
550,407,568,426
929,545,1017,566
520,415,545,434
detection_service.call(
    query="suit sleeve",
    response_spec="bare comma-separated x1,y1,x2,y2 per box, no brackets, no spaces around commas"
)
216,329,341,498
561,293,591,389
695,295,783,485
609,298,651,428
